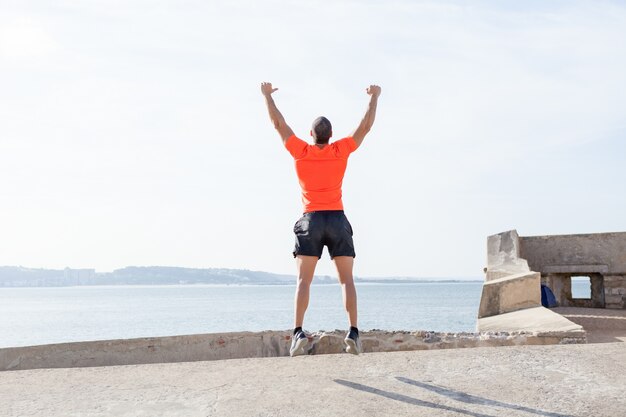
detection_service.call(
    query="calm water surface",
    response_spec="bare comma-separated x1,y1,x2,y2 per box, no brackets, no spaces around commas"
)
2,282,485,347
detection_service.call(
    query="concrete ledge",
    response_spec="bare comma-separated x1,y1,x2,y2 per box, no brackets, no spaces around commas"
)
477,306,585,336
0,327,586,372
0,331,292,372
543,264,609,274
520,231,626,274
478,271,541,318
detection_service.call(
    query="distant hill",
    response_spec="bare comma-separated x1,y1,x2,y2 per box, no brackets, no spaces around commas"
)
0,266,479,287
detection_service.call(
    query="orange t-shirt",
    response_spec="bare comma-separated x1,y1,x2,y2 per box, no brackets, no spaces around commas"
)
285,135,358,213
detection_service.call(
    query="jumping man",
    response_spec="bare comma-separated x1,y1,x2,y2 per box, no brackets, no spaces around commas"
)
261,82,381,356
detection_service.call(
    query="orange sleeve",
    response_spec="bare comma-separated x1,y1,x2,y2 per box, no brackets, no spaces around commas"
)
285,135,308,159
333,137,358,157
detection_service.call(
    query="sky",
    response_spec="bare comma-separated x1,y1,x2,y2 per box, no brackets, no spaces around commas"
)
1,0,625,279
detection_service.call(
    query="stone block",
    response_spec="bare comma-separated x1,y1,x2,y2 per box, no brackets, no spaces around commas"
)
604,295,624,308
486,230,531,281
478,271,541,318
519,232,626,275
542,264,609,274
486,270,511,281
604,275,620,283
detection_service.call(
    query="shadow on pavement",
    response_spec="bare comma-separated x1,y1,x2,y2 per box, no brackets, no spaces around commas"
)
334,378,575,417
396,377,574,417
334,379,497,417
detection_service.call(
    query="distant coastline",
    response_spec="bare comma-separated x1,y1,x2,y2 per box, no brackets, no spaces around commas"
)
0,266,480,287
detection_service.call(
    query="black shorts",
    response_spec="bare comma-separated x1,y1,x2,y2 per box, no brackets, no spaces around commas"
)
292,210,356,259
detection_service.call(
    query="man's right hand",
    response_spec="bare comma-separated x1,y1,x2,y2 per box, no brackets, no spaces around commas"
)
366,84,381,98
261,82,278,97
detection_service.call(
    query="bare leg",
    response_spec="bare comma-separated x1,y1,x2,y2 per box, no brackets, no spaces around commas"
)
334,256,357,327
294,255,318,328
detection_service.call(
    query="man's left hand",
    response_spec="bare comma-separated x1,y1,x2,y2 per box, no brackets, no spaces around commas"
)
261,82,278,97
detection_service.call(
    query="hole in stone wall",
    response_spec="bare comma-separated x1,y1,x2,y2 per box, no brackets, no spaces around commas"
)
571,276,592,299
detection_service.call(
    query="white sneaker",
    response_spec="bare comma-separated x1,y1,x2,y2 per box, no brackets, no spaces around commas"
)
290,330,308,357
344,329,361,355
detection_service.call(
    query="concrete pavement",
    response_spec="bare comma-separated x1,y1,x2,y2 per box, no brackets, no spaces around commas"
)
2,342,625,417
553,307,626,343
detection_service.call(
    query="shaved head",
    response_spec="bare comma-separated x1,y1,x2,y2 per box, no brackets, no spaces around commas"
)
311,116,332,144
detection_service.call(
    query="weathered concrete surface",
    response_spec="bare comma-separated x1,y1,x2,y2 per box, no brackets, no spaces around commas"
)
544,272,607,308
520,232,626,274
1,343,624,417
517,231,626,309
478,271,541,318
477,306,585,338
0,331,292,371
480,230,543,318
603,275,626,309
0,328,584,372
553,307,626,343
486,230,531,281
483,229,626,312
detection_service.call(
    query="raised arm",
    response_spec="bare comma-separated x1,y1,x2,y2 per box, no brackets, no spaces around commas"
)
261,82,295,144
351,84,381,148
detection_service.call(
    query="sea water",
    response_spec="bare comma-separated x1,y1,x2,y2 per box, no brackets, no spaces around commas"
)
0,281,584,348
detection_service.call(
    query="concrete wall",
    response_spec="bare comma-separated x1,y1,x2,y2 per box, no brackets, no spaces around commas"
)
520,232,626,274
0,329,585,372
520,231,626,309
486,230,531,281
480,230,541,318
543,273,606,308
604,275,626,308
479,272,541,318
